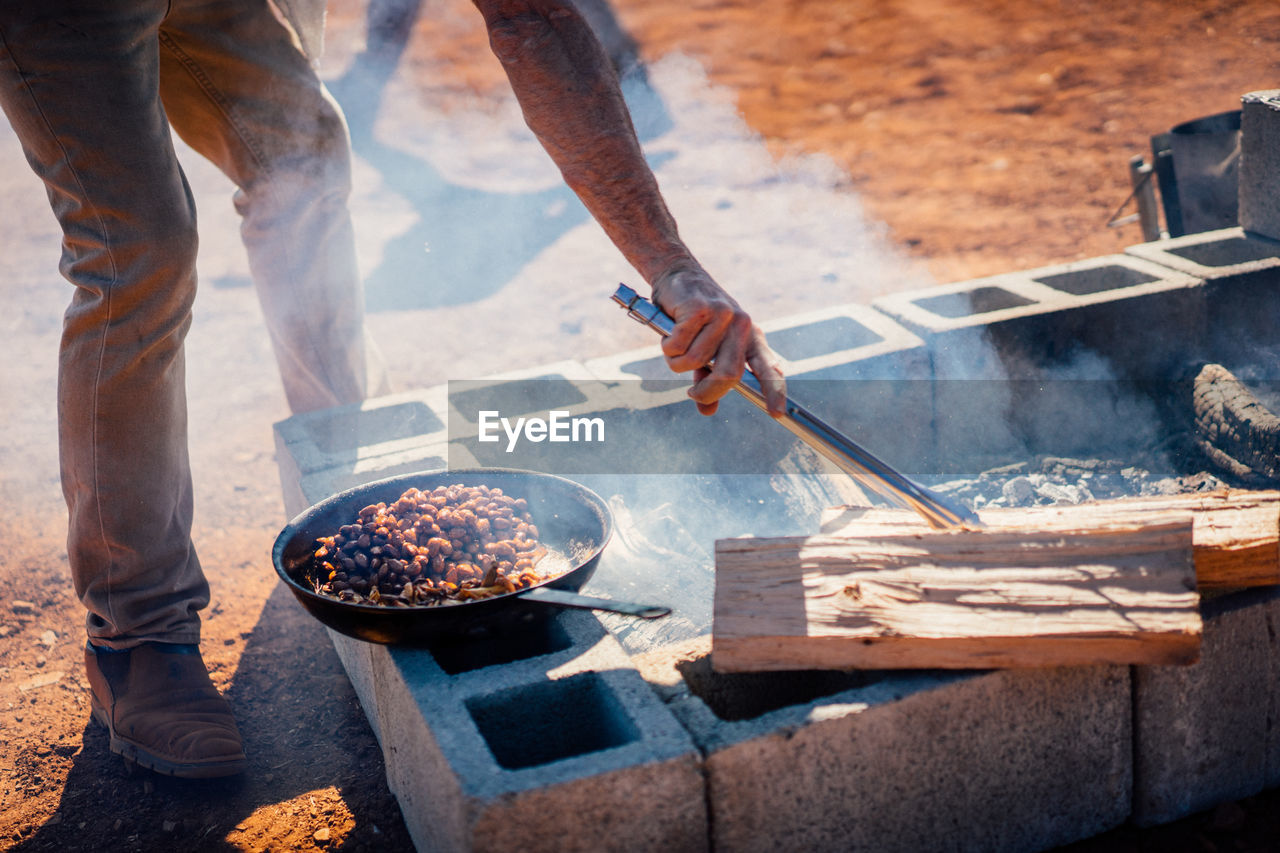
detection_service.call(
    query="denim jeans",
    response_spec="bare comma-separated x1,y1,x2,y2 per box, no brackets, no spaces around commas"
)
0,0,371,646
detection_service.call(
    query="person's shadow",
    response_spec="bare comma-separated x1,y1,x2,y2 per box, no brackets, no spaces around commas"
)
11,581,418,851
326,0,674,314
352,137,594,313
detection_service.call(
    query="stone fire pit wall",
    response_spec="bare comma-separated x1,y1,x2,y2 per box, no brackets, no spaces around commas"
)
272,94,1280,852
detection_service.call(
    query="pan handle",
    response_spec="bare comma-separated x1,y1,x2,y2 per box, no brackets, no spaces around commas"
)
521,586,670,619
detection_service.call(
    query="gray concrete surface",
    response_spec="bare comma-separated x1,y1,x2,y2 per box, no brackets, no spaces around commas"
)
872,254,1204,381
275,254,1280,849
270,86,1280,851
1240,90,1280,242
1125,226,1280,368
329,613,708,853
1132,586,1280,827
695,665,1130,853
1125,226,1280,283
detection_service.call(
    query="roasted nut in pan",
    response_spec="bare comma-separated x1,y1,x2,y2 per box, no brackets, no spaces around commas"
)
309,483,550,608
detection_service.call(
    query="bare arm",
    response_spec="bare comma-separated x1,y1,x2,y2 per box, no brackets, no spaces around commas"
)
472,0,784,415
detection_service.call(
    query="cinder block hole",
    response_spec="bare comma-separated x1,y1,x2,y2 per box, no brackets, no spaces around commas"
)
427,619,575,675
450,376,588,419
305,402,444,453
467,673,640,769
1168,236,1280,267
913,286,1034,319
677,653,885,722
766,317,882,361
1033,264,1158,295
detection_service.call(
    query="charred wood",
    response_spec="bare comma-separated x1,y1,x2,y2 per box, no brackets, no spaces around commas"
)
1194,363,1280,484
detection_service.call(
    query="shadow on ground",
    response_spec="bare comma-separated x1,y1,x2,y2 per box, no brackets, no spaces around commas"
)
10,581,413,853
351,135,591,314
328,5,674,315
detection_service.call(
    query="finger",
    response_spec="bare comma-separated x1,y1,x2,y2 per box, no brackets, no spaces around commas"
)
687,317,750,409
689,367,720,416
662,306,732,373
758,368,787,417
687,368,737,412
659,302,713,364
672,308,737,373
746,333,787,417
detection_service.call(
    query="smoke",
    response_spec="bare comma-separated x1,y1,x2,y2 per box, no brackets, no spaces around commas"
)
322,24,1224,621
334,48,933,384
328,36,947,651
0,123,68,515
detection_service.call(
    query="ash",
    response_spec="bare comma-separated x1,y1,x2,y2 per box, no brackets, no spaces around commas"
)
930,456,1228,511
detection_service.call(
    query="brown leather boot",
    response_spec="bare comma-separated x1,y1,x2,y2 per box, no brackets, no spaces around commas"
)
85,641,247,778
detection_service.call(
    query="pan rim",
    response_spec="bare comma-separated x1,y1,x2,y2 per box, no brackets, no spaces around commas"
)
271,467,614,614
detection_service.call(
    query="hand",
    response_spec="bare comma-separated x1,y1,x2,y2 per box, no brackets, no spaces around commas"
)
650,267,786,417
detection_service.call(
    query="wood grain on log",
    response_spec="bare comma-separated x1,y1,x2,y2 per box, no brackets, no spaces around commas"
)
820,489,1280,589
714,513,1200,673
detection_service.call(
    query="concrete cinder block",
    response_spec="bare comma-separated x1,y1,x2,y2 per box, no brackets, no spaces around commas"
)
872,273,1071,379
581,346,698,417
874,255,1204,381
586,303,927,384
1131,586,1280,827
273,386,451,517
272,265,1279,851
433,344,826,478
760,304,928,380
872,256,1206,477
761,305,933,478
286,442,451,517
583,345,679,384
327,627,389,745
1239,90,1280,242
1126,226,1280,367
273,385,450,481
1269,591,1280,789
441,363,677,478
275,367,618,512
331,612,707,853
635,640,1131,853
447,363,600,412
583,307,935,479
1125,226,1280,283
443,360,606,425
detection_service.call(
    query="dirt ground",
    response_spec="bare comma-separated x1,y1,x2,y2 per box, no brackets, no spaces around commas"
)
2,1,1280,851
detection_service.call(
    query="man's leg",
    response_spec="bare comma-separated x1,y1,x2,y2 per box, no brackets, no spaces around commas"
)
0,0,244,777
0,0,209,649
157,0,377,414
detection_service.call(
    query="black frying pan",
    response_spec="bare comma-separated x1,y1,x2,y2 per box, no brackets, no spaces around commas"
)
272,468,667,645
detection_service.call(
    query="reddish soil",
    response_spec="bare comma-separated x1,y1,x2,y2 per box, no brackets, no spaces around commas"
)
620,0,1280,283
2,1,1280,851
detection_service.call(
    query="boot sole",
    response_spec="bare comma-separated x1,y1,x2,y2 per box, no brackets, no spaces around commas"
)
90,698,247,779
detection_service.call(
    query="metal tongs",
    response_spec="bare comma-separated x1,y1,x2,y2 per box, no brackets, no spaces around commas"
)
611,284,983,530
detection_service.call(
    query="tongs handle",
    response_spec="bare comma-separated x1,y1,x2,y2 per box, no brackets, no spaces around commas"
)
611,284,982,530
